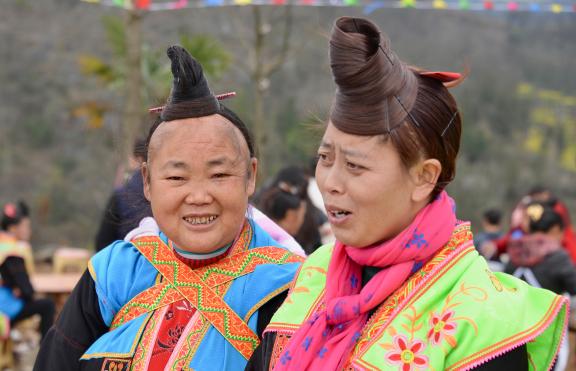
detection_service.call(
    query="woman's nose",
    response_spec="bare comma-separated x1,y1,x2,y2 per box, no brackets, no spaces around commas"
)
184,183,213,205
321,165,344,196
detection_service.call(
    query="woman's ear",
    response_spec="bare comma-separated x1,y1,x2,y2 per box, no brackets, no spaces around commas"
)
247,158,258,196
142,162,151,202
410,159,442,203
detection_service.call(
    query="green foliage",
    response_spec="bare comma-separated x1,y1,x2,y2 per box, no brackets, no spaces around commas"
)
75,16,232,126
517,82,576,172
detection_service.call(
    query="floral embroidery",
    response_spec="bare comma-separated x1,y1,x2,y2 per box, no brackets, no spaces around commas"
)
385,335,429,371
424,283,487,351
405,229,428,249
427,310,457,346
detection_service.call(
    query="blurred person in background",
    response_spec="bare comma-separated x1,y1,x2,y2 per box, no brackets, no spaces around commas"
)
272,166,328,254
494,185,576,264
528,185,576,262
474,208,503,261
94,137,152,251
0,201,55,340
34,46,302,370
505,202,576,370
506,202,576,297
258,186,307,237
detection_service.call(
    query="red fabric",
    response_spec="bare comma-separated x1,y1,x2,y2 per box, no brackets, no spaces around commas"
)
419,71,461,82
553,202,576,263
148,300,195,370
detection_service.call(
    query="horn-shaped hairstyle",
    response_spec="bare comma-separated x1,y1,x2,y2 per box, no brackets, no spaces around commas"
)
146,46,255,158
328,17,462,199
329,18,418,135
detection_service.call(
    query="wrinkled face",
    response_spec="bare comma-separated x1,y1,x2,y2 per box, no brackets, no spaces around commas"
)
316,122,419,248
10,218,31,242
143,115,257,253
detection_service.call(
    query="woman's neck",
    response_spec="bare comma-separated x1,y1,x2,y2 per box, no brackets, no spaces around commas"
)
171,242,232,261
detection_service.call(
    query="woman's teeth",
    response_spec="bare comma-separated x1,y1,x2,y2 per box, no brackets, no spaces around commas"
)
330,210,350,218
184,215,217,225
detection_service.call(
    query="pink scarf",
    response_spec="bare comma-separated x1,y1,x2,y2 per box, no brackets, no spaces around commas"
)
274,191,457,370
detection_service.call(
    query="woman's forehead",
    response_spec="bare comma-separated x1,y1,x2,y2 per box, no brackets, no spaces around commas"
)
150,116,247,158
321,123,386,157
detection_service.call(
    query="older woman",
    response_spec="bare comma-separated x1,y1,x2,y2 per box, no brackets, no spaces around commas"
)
247,17,567,371
34,46,302,371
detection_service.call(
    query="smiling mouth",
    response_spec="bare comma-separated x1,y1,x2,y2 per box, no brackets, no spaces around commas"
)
183,215,218,225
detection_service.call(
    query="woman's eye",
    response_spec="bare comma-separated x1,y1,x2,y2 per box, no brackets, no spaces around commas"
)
317,153,328,162
167,176,184,181
212,173,229,179
346,162,362,170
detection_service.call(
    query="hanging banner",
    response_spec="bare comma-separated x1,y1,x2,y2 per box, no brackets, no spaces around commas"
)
81,0,576,12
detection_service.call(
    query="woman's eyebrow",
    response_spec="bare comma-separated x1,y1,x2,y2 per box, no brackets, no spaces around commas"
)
161,160,189,170
206,156,233,168
340,147,368,159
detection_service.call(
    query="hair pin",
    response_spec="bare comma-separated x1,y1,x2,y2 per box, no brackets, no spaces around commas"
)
148,91,236,114
441,110,459,137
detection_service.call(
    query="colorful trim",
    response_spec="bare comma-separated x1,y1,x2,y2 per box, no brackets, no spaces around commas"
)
270,333,293,370
88,260,97,282
80,312,151,360
243,282,291,323
132,234,262,360
194,247,303,288
265,274,327,333
129,306,166,371
111,282,181,330
100,358,131,371
446,294,568,370
168,312,209,370
352,226,474,370
111,245,302,330
169,280,234,370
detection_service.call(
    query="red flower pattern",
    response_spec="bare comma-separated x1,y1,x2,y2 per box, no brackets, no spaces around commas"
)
427,310,457,345
385,335,429,371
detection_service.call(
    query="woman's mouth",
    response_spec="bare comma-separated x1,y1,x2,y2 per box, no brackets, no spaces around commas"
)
326,206,352,225
329,210,351,219
183,215,218,225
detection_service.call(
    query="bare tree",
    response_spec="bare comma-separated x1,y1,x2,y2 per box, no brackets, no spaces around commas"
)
248,6,294,178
